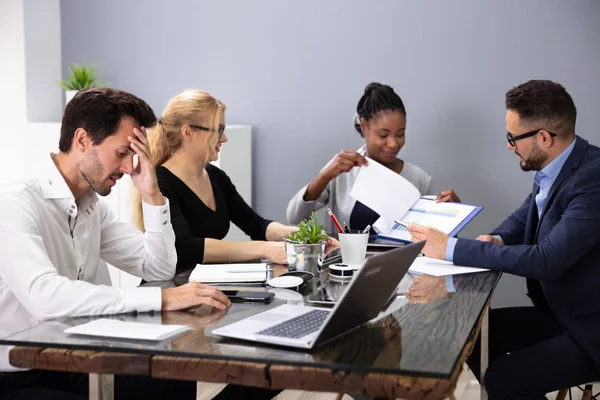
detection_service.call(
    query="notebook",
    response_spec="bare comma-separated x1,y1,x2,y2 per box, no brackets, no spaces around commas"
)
188,263,269,284
64,319,190,341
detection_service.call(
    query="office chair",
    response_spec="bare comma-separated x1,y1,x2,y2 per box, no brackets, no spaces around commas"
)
556,383,599,400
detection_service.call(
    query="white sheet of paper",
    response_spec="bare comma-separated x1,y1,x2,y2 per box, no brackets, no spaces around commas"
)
64,319,190,341
409,256,489,276
349,158,421,223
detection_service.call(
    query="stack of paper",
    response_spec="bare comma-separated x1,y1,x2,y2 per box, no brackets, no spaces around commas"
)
409,257,489,276
64,319,189,341
189,263,269,284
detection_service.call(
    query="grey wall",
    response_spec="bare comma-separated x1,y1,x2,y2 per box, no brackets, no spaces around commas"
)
61,0,600,308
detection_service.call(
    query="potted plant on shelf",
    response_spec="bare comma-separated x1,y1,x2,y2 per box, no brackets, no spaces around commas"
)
57,63,102,105
284,212,330,276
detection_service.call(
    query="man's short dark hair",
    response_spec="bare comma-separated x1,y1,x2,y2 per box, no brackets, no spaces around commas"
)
59,87,157,152
505,80,577,136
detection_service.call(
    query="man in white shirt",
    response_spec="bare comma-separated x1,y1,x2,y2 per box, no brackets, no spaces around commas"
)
0,88,231,399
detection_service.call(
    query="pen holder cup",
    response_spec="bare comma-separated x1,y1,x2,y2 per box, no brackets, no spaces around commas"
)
285,242,325,277
338,231,369,269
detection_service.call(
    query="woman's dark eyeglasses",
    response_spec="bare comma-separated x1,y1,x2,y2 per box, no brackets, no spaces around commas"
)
506,129,557,147
189,124,226,138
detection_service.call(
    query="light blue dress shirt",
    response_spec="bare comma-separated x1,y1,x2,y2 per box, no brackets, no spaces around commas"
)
445,138,577,262
533,138,576,218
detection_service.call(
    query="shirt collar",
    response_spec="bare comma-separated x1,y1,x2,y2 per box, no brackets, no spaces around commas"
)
35,154,99,216
533,138,577,188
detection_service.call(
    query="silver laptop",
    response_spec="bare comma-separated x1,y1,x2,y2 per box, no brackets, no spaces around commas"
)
212,241,424,349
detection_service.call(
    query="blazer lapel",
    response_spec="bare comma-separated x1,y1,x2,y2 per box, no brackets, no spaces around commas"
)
536,136,588,237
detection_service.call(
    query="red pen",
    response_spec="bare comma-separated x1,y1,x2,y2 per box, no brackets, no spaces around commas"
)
327,208,344,233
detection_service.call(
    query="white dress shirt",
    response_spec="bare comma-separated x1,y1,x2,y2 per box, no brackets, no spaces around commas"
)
0,155,177,372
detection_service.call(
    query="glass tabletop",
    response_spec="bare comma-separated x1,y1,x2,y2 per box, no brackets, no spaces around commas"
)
0,257,500,379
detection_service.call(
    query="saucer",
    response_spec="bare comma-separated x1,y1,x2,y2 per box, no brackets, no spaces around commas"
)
267,275,304,289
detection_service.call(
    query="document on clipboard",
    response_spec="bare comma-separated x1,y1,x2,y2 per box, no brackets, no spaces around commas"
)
377,198,483,243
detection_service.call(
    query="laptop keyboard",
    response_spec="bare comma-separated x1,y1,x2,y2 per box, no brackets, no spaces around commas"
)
257,309,331,339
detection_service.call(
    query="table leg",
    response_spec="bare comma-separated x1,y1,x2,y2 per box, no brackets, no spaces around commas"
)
480,306,489,400
89,373,114,400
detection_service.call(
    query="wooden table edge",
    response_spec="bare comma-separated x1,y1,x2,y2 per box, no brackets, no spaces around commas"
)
8,296,490,399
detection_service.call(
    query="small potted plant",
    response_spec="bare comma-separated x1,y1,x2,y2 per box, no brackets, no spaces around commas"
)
284,212,330,276
57,63,102,105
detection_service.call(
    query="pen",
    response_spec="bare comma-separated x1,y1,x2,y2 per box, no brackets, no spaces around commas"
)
343,222,351,234
394,220,411,228
362,224,371,234
327,208,344,233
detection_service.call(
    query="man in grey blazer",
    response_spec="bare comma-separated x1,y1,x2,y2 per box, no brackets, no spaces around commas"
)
408,80,600,399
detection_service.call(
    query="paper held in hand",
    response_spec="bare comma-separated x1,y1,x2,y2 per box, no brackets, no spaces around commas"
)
349,157,421,223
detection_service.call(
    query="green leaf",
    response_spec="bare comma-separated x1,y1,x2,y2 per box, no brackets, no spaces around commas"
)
284,212,329,244
58,63,103,90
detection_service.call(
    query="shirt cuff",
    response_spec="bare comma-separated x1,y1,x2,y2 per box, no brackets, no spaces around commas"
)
124,287,162,312
142,197,171,232
446,237,458,262
301,185,320,204
492,234,504,244
445,275,456,292
301,198,318,205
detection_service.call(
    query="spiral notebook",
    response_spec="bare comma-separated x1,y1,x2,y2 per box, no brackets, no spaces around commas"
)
188,263,269,284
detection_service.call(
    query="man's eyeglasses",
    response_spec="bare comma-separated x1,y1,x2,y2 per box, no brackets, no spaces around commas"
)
506,129,557,147
189,124,226,139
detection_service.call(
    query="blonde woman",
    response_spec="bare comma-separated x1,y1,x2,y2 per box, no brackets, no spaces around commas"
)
133,89,301,274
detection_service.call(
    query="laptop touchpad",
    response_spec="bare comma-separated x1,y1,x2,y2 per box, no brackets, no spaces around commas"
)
249,312,291,323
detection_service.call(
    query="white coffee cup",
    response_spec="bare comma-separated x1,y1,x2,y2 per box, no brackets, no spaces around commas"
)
337,232,369,269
